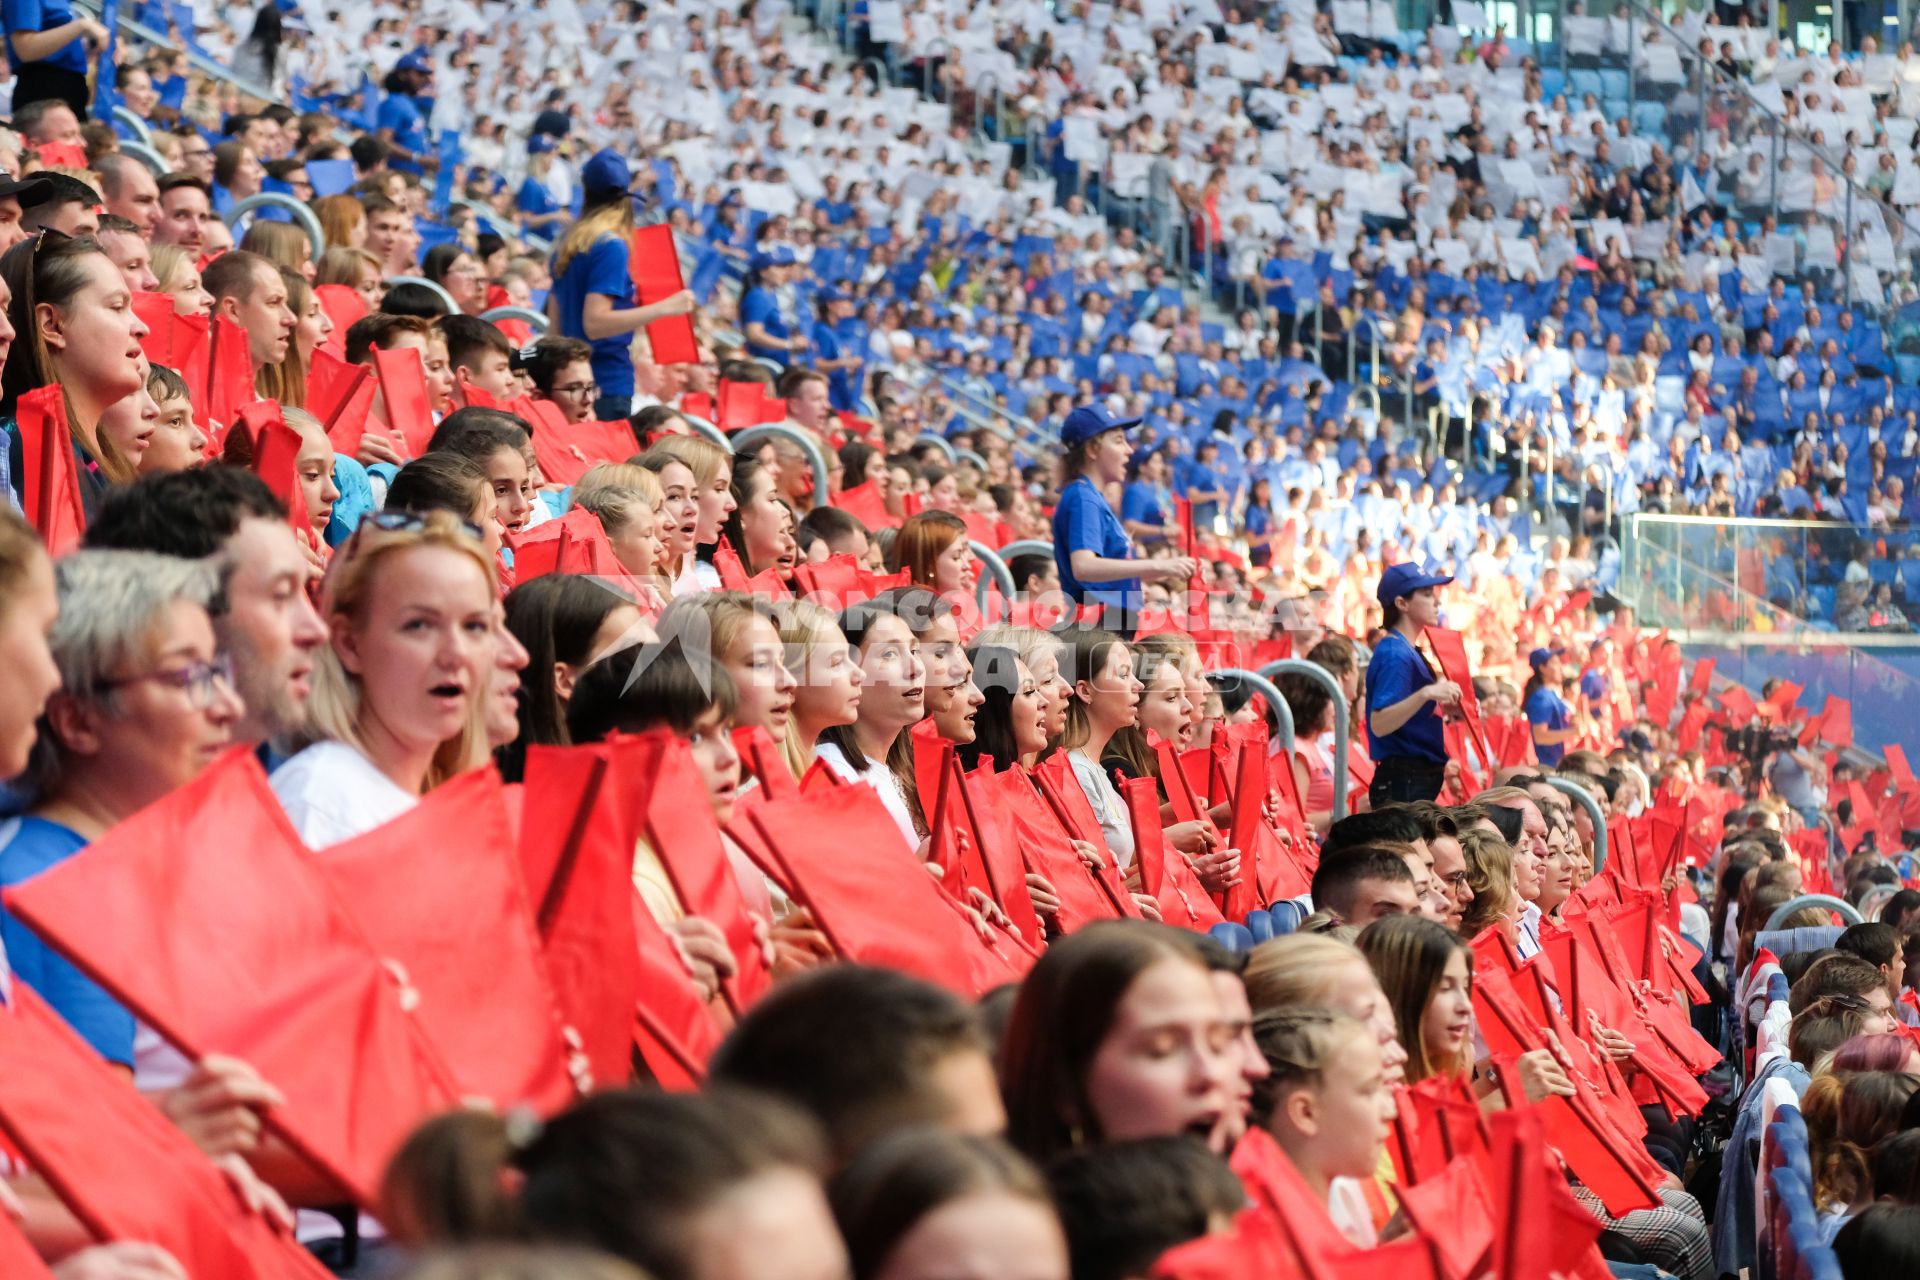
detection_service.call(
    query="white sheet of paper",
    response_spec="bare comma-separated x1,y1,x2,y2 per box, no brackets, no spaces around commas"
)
1894,165,1920,206
1564,15,1604,54
867,0,905,42
1642,43,1685,84
1851,263,1886,308
1765,232,1798,275
1452,0,1489,28
1804,223,1837,266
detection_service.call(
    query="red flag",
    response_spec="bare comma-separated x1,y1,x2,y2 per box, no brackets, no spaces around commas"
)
0,987,332,1280
989,765,1131,930
308,348,377,452
1425,626,1494,774
1122,774,1225,929
1887,744,1916,793
717,379,787,431
744,784,1017,994
959,760,1048,948
529,416,639,487
1763,680,1803,716
15,385,87,553
1488,1106,1612,1280
1687,658,1714,696
622,732,775,1013
629,225,699,364
314,767,581,1111
733,725,799,800
0,1212,52,1278
133,291,190,366
1,752,462,1210
1396,1151,1495,1280
312,284,367,350
518,746,640,1089
237,402,313,543
371,344,436,456
627,889,724,1089
181,315,256,443
833,480,900,531
509,509,625,580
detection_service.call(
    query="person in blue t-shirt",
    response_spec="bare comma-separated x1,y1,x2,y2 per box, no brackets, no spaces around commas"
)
550,149,696,422
1052,403,1197,637
1523,646,1580,767
2,0,105,119
1119,444,1177,550
514,134,570,236
740,248,806,364
375,49,435,176
810,286,863,411
1364,562,1463,805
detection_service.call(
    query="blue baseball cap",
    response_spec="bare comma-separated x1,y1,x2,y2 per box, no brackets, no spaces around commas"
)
1376,561,1453,606
1528,646,1566,670
580,149,639,200
750,245,797,272
1061,402,1141,447
527,133,558,156
817,284,849,303
394,49,432,75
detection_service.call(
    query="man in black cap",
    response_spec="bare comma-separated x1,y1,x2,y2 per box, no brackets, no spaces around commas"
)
0,170,51,255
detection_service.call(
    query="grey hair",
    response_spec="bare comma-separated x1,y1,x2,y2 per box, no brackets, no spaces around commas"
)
21,549,220,795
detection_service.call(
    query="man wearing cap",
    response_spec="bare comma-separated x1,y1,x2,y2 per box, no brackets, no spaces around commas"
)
1522,645,1579,767
376,49,435,175
549,148,694,423
1364,563,1463,804
811,286,862,412
1051,403,1197,637
0,170,51,255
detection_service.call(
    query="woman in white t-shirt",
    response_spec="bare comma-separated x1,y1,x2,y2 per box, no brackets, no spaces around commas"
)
272,511,499,849
814,594,929,855
1057,628,1142,871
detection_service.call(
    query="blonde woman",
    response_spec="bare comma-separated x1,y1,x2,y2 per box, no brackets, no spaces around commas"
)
550,149,695,421
151,243,214,316
640,435,736,594
775,598,864,780
271,512,498,848
572,461,669,617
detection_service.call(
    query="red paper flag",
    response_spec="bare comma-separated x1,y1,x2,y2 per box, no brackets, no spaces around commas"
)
0,1212,53,1279
623,732,775,1014
1763,680,1803,715
238,402,313,543
308,347,377,452
313,283,366,350
717,379,787,431
314,767,581,1111
733,724,799,800
832,480,902,531
15,385,87,553
0,987,332,1280
1889,744,1917,793
1488,1106,1612,1280
181,315,256,442
1396,1151,1495,1280
1687,658,1715,696
1,752,462,1210
958,760,1047,948
745,785,1017,995
370,344,436,456
629,225,699,364
518,746,641,1089
1425,625,1494,773
627,889,724,1089
1813,695,1852,749
1122,774,1225,930
509,509,625,580
529,416,640,487
989,765,1131,929
133,291,190,366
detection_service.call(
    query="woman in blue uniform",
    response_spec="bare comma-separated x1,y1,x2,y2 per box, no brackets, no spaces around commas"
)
1364,562,1462,804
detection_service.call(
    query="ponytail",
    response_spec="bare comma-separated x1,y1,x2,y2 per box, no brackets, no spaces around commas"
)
381,1109,522,1247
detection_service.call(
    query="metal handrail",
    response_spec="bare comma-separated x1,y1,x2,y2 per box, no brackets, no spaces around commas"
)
479,306,550,333
118,140,168,177
997,539,1054,562
453,196,551,256
1545,777,1609,876
388,275,461,313
679,413,732,451
1258,659,1349,823
111,105,152,147
77,0,284,105
955,448,989,472
970,540,1015,613
224,193,324,260
733,424,829,507
915,432,956,463
1214,668,1295,754
1765,894,1864,930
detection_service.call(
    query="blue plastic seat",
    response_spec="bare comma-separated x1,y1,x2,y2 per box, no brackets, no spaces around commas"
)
1246,908,1276,943
1207,922,1254,952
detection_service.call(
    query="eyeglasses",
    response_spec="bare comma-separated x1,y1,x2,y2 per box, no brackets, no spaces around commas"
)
551,382,599,400
99,654,234,708
1440,871,1472,889
358,509,488,542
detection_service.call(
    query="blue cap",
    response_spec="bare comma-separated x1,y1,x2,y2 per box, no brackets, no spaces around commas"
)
394,49,432,75
817,284,848,303
580,149,638,199
527,133,557,155
1061,402,1141,447
1528,646,1565,670
1375,561,1453,606
750,245,797,272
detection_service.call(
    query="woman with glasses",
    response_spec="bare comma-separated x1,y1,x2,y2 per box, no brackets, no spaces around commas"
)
523,335,599,426
0,550,242,1069
423,244,484,317
270,510,498,848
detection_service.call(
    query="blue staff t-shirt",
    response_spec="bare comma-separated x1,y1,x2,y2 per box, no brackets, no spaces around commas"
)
552,235,636,399
1524,685,1573,766
0,817,136,1064
1121,479,1170,531
2,0,86,73
376,92,428,175
1053,475,1138,612
812,318,860,411
1365,632,1447,764
740,286,790,362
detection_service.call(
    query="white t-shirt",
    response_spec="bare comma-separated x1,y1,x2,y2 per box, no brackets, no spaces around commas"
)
1069,750,1136,870
270,741,420,850
815,741,918,854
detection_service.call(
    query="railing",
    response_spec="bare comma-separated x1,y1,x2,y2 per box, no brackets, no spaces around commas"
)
224,193,324,258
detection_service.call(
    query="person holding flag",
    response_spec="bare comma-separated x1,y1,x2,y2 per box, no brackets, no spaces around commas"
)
1363,562,1461,805
1523,646,1580,767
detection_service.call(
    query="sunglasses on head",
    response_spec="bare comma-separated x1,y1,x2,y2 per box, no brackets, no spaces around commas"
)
357,509,488,542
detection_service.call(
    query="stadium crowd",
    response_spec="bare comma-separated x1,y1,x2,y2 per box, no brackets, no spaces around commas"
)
0,0,1914,1278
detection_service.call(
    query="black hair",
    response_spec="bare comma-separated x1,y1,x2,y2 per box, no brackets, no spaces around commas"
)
710,965,990,1163
383,281,452,317
1047,1138,1244,1280
565,643,737,745
1309,846,1415,921
385,452,490,521
1834,1204,1920,1275
85,466,285,558
955,643,1028,773
1008,552,1053,595
499,575,639,783
428,407,533,456
1322,806,1424,855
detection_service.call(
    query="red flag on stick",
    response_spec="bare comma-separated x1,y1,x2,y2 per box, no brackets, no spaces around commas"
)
370,344,436,457
15,385,87,553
